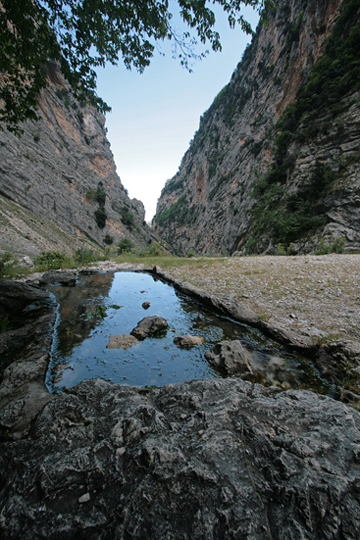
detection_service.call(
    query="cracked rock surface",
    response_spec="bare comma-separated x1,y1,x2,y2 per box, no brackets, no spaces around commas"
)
1,378,360,539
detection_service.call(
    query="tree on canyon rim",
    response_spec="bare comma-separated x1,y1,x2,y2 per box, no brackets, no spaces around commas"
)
0,0,271,131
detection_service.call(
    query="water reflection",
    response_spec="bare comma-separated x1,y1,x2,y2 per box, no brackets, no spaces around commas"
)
46,271,332,395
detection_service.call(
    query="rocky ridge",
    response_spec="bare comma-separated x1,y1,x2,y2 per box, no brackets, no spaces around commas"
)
154,0,360,256
0,63,163,258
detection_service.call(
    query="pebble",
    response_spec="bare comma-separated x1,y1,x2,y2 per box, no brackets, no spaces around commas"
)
78,493,90,504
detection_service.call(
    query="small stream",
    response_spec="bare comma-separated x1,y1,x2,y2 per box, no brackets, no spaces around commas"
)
46,271,332,395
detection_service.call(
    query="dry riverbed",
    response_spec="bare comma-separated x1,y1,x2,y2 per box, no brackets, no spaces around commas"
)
166,254,360,343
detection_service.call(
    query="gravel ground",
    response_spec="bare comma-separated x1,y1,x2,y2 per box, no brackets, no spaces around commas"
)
167,254,360,342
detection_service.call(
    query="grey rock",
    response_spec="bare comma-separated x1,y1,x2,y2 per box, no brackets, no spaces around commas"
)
0,279,50,318
0,378,360,539
21,256,33,266
130,316,168,340
205,340,253,375
107,334,139,349
173,335,205,348
316,339,360,383
39,270,77,286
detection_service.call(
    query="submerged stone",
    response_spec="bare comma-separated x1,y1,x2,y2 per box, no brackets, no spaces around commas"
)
107,334,139,349
173,335,205,348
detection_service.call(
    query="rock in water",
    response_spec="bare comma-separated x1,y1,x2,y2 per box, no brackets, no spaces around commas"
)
107,334,139,349
173,335,205,348
0,378,359,539
205,340,253,375
39,270,77,286
130,316,168,340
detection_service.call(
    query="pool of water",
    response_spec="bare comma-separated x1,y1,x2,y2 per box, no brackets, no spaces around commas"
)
46,271,332,395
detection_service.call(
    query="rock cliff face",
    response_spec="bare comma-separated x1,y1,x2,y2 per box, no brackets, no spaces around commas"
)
0,63,161,257
154,0,360,255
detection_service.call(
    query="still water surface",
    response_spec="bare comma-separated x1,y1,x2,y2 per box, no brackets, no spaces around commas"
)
46,271,331,395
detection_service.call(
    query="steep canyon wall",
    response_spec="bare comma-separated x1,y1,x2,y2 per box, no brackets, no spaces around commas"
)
0,64,161,258
154,0,360,256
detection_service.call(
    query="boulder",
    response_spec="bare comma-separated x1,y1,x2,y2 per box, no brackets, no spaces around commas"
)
39,270,77,286
130,316,168,340
205,340,253,375
0,279,50,318
315,339,360,382
0,378,359,539
107,334,139,349
142,301,151,310
173,335,205,348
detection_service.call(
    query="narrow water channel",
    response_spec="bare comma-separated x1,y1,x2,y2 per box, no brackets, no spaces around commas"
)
46,271,332,395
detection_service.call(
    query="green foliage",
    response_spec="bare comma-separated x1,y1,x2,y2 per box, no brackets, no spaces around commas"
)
156,195,196,227
104,233,114,245
0,252,16,278
314,238,345,255
0,316,10,334
34,250,69,270
119,209,136,231
118,238,134,254
1,0,267,131
74,248,103,265
89,181,107,229
95,207,107,229
139,241,167,257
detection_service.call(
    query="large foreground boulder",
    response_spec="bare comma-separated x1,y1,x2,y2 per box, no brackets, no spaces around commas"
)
0,377,359,539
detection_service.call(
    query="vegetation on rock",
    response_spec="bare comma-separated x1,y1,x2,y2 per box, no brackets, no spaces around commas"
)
245,0,360,252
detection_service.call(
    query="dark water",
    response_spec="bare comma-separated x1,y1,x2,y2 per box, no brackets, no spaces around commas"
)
46,271,332,395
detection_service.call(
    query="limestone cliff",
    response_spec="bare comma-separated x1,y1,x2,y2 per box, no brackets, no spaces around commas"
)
154,0,360,255
0,63,162,258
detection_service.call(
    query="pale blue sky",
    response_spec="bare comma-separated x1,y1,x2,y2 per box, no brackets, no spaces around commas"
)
95,5,259,220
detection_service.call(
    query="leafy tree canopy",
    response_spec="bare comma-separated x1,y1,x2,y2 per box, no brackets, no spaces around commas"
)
0,0,270,131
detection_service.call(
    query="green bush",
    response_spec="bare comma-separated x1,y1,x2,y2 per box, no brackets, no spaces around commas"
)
34,251,69,270
118,238,134,253
0,252,16,278
139,241,166,257
74,248,102,264
315,238,345,255
95,207,107,229
104,233,114,245
120,209,136,230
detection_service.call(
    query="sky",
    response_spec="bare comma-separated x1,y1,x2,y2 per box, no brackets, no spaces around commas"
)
95,4,260,221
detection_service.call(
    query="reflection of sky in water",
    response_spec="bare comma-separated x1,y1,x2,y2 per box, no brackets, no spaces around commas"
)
46,272,332,395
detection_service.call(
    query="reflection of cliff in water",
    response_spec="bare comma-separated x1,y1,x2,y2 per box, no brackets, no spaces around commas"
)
50,273,114,357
